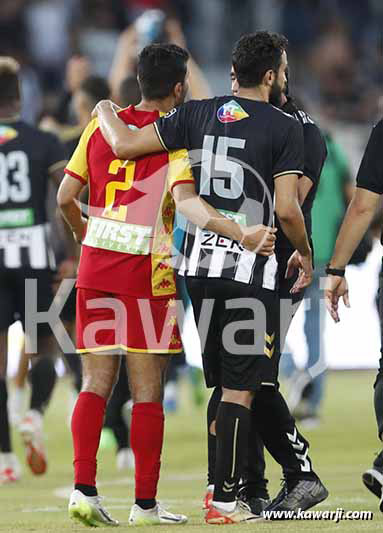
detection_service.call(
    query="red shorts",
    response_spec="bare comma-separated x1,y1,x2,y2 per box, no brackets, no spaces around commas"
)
76,288,182,354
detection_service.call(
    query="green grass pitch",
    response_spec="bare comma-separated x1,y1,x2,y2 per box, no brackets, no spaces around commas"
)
2,370,383,532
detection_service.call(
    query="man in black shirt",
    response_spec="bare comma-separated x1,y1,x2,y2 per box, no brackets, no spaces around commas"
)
0,57,69,483
325,120,383,510
241,93,328,515
93,32,319,523
202,68,328,515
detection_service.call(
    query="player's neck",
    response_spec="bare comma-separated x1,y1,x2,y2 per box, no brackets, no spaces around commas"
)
236,86,269,103
0,103,20,122
135,98,174,114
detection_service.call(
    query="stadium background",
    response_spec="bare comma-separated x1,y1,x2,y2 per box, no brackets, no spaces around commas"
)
3,0,383,372
2,1,383,531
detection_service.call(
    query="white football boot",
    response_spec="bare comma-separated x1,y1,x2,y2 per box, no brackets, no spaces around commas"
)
19,409,47,475
68,489,119,527
129,502,187,525
0,453,22,484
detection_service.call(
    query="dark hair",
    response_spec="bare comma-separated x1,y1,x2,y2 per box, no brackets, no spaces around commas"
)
0,57,20,105
137,43,189,100
79,76,110,105
119,75,141,107
232,31,288,88
281,95,305,115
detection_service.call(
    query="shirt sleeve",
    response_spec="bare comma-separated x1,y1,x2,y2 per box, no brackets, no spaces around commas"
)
45,132,67,173
302,123,327,185
273,118,304,178
356,121,383,195
64,119,98,185
154,102,193,151
167,149,195,193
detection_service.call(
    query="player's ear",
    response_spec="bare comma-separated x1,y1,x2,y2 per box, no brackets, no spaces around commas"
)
263,69,275,88
173,81,185,103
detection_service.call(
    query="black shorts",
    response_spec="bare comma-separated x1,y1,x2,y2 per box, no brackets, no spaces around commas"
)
0,267,54,336
186,277,280,392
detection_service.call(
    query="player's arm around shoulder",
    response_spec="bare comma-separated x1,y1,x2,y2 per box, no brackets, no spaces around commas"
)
169,154,276,256
93,100,163,160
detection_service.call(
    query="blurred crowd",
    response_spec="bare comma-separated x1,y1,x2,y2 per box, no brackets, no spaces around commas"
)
1,0,382,126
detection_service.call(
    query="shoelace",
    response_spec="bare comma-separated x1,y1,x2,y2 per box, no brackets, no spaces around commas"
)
157,501,180,516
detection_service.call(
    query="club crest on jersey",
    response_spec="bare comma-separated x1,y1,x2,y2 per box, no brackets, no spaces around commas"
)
163,107,177,119
217,100,249,123
0,126,18,145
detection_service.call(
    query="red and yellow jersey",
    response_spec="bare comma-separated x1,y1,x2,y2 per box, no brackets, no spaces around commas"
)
64,106,194,297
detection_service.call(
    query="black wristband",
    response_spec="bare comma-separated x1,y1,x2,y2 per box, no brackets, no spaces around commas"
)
325,264,345,277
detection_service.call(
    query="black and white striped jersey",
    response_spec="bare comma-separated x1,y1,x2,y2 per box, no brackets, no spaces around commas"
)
155,97,304,290
0,120,65,270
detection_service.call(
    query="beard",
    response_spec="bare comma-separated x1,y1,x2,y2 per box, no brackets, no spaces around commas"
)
269,79,284,107
174,84,188,107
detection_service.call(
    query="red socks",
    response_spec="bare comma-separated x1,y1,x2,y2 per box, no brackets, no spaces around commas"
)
71,391,106,487
71,395,164,499
130,402,164,500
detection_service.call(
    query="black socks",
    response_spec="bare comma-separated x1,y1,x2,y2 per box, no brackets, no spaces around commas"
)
213,401,251,503
0,378,11,452
30,356,57,413
75,483,98,497
207,387,222,486
136,498,156,510
252,388,315,480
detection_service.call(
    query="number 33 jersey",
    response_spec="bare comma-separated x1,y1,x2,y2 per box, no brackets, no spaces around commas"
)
0,121,66,270
65,106,194,298
154,97,304,290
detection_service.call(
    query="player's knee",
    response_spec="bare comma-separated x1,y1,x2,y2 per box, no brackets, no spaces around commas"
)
81,373,115,400
130,381,163,404
131,389,163,404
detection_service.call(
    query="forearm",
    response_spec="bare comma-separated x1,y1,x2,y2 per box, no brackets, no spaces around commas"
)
98,106,130,157
58,209,79,257
277,202,311,256
96,103,162,160
59,199,85,243
330,200,376,268
177,195,242,241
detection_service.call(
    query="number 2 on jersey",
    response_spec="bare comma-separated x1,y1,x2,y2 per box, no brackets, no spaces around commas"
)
102,159,135,221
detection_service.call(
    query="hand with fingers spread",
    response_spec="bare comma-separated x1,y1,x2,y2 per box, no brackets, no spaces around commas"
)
287,249,313,293
239,225,277,256
324,275,350,323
